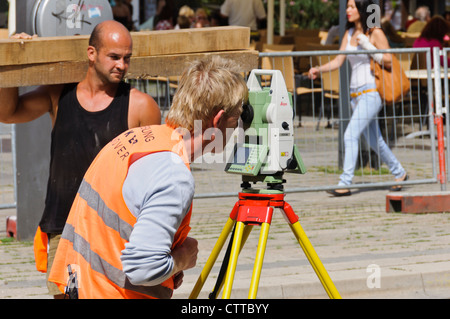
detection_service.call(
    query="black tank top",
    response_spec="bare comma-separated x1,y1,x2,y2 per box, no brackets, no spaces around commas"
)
39,82,130,233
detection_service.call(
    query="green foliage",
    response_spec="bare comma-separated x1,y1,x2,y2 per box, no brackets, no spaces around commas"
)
194,0,341,31
267,0,340,32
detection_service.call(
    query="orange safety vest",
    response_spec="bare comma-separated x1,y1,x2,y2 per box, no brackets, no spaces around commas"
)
48,124,192,299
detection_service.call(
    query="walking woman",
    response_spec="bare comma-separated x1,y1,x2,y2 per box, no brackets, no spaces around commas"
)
308,0,407,196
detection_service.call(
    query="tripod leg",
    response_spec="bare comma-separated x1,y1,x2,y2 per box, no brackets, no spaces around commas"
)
189,217,235,299
209,224,254,299
222,221,246,299
289,221,341,299
248,222,270,299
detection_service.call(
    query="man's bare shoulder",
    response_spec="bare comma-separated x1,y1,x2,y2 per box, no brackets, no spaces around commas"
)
128,87,161,127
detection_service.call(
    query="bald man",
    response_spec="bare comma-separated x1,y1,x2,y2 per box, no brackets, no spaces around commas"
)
0,20,161,298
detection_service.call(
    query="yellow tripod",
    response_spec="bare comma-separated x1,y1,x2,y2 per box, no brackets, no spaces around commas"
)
189,191,341,299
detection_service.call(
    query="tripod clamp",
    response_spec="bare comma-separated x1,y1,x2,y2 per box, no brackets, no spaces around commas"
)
240,172,286,193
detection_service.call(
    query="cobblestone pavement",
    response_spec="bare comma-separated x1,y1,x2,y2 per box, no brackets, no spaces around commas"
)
1,119,450,299
1,182,450,299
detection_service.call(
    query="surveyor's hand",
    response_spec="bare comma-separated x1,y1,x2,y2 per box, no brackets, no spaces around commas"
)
171,237,198,273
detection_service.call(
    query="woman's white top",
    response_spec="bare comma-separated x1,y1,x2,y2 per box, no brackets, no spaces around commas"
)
345,28,376,89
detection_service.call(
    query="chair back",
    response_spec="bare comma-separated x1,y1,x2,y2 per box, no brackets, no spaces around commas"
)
313,55,340,95
261,46,295,94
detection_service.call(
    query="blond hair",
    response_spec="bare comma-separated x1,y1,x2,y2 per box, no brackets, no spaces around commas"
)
179,5,194,18
166,57,248,131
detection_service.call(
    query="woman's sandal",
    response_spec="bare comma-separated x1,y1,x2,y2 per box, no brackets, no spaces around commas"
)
390,173,408,191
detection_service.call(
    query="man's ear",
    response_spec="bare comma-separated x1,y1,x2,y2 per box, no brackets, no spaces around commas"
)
212,109,225,128
87,46,96,62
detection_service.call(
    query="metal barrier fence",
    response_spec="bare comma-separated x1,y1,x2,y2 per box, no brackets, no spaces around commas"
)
0,123,16,209
0,47,446,208
441,48,450,184
191,47,443,198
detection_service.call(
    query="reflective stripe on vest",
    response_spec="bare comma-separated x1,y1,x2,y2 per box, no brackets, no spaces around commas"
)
78,180,133,241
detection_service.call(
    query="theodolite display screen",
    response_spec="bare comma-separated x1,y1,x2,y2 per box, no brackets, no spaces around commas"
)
225,143,268,176
234,145,250,164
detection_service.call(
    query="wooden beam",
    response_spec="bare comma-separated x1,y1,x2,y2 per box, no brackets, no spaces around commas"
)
132,27,251,57
0,36,88,66
0,26,251,67
0,26,256,87
127,50,259,78
0,50,259,88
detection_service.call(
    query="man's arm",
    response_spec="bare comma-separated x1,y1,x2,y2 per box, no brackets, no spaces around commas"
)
120,151,197,287
0,32,58,124
0,85,61,124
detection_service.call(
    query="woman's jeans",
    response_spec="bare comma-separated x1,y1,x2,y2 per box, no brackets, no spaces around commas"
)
339,84,406,186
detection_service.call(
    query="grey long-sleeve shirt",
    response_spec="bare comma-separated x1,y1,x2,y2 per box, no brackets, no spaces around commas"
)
120,151,194,286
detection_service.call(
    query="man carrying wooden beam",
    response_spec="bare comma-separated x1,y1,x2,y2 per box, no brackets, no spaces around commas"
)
0,20,161,299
